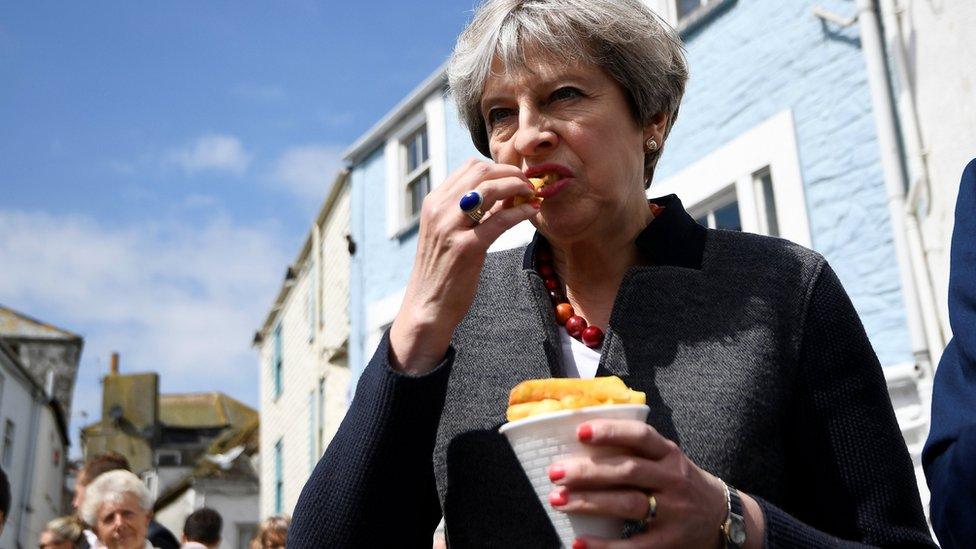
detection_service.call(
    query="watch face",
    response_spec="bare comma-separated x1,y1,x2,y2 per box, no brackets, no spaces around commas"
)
730,520,747,544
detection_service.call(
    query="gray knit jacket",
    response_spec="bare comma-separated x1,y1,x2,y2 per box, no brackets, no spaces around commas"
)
290,195,935,548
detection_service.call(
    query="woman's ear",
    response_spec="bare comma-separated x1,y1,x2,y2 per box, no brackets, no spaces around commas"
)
643,111,669,149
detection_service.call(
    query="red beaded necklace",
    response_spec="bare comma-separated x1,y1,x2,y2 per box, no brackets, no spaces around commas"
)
535,202,665,350
535,242,605,349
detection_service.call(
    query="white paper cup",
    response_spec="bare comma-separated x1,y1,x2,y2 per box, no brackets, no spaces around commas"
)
499,404,650,547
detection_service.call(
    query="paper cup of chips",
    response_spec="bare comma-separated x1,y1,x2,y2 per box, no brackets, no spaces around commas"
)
499,377,649,547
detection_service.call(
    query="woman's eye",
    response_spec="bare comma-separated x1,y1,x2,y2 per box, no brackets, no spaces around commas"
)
487,108,514,127
550,87,582,102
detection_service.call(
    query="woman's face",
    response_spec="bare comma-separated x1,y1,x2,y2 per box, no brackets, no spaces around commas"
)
481,52,665,244
94,493,150,549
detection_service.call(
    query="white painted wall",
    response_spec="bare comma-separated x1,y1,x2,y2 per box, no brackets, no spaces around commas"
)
0,353,65,549
895,0,976,336
258,181,351,520
155,483,259,549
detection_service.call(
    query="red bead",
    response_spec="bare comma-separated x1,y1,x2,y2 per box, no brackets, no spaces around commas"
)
565,315,587,338
538,264,554,278
581,325,604,348
544,278,560,291
555,303,575,325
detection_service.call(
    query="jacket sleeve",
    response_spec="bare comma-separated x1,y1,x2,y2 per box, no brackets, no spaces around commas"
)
756,261,936,548
922,158,976,548
288,331,453,548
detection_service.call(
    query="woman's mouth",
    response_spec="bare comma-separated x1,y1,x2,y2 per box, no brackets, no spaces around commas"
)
524,164,574,200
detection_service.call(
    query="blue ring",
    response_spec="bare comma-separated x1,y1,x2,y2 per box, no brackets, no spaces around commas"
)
459,190,484,213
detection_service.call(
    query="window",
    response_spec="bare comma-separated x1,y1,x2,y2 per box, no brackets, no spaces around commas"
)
693,187,742,231
384,91,447,237
2,420,14,469
273,439,283,513
650,110,811,247
651,0,728,31
752,168,780,237
155,449,182,467
402,125,430,221
272,323,283,398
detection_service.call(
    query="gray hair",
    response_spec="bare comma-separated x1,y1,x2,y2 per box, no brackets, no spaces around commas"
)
448,0,689,184
43,516,83,543
80,470,152,527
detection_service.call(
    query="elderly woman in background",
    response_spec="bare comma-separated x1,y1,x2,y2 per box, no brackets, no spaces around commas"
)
39,516,84,549
80,471,155,549
291,0,934,547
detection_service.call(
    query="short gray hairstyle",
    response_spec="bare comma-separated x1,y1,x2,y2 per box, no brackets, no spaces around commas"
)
80,470,152,527
448,0,689,184
43,516,83,543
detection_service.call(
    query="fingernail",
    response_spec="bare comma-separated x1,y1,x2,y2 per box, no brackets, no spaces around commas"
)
572,539,588,549
548,465,565,482
549,487,568,506
577,424,593,442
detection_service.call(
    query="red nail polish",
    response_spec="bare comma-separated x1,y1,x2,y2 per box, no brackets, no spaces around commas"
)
549,488,568,506
577,424,593,442
572,539,588,549
548,465,565,482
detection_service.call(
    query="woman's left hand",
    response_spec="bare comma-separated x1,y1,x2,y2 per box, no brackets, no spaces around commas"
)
547,419,736,548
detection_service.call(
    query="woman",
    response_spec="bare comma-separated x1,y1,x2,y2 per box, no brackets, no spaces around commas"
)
251,515,289,549
39,516,84,549
290,0,934,546
80,471,155,549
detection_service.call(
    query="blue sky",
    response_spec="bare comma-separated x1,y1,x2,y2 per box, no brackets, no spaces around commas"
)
0,1,475,454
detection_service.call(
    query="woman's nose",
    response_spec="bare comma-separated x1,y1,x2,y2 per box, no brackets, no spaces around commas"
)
513,110,557,157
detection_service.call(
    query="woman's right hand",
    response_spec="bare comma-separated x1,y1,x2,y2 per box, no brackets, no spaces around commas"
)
388,159,539,375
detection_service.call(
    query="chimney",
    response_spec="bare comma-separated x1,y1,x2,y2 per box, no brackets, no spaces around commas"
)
110,352,120,375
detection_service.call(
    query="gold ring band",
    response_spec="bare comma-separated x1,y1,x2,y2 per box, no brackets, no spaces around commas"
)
646,494,657,520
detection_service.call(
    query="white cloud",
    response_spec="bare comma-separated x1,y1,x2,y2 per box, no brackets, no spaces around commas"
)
0,209,291,427
170,134,251,175
270,144,345,201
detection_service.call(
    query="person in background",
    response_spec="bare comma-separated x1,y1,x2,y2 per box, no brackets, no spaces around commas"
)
0,466,9,536
39,516,84,549
252,515,289,549
180,508,222,549
923,158,976,548
74,453,179,549
80,470,155,549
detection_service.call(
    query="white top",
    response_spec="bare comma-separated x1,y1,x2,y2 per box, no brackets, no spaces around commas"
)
558,329,601,378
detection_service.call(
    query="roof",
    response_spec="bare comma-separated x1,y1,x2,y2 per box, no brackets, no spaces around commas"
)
153,415,260,511
342,61,449,164
158,392,257,429
0,304,82,341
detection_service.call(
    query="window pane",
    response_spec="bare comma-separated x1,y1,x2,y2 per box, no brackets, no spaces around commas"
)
756,170,780,237
405,126,428,173
694,215,709,227
408,171,430,217
677,0,703,19
713,200,742,231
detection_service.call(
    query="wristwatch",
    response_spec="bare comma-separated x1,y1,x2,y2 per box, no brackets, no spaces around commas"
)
721,484,747,548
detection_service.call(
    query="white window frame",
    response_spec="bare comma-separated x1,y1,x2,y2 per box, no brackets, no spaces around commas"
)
365,288,405,362
385,92,447,238
650,109,812,247
645,0,729,32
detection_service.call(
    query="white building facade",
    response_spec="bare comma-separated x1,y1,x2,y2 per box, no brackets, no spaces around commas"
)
0,341,69,549
256,172,352,519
